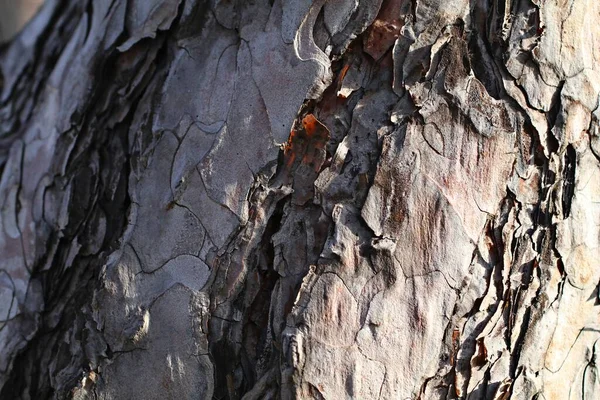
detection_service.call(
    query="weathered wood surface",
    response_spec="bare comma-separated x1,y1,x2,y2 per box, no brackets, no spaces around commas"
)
0,0,599,399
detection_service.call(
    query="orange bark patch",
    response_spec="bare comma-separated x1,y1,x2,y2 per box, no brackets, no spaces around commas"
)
339,64,351,83
472,337,488,367
282,114,330,204
363,0,406,60
283,114,330,173
364,20,402,60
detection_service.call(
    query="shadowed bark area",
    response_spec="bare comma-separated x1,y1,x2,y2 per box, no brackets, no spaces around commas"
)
0,0,599,399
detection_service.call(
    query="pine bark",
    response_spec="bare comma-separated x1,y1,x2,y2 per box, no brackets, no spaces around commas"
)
0,0,599,399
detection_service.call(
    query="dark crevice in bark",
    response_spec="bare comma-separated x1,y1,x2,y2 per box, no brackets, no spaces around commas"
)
0,1,82,170
177,0,211,40
467,0,506,100
206,29,373,397
510,305,531,378
207,182,289,399
0,17,175,397
452,197,515,396
546,81,565,153
561,144,576,219
240,196,287,389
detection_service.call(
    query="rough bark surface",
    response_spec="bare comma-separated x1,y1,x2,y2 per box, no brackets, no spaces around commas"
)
0,0,599,399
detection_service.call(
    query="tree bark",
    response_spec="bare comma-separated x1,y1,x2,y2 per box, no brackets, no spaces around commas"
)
0,0,44,43
0,0,599,399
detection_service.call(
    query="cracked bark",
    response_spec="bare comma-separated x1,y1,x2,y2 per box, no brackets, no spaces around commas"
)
0,0,599,399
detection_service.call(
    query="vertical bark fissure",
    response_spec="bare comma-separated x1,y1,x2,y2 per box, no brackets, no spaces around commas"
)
0,8,178,395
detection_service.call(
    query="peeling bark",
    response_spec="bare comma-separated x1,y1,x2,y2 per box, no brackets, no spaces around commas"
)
0,0,599,399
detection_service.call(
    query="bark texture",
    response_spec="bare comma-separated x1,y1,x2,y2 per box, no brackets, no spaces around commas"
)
0,0,44,43
0,0,599,399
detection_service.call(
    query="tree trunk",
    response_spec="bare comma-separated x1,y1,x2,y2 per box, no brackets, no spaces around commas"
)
0,0,599,398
